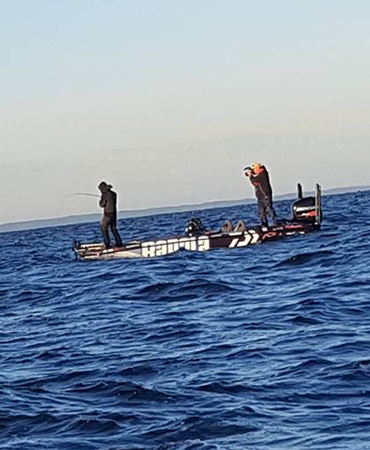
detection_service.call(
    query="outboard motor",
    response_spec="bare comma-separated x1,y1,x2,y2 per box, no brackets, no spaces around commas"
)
292,196,316,222
291,183,322,227
185,218,207,236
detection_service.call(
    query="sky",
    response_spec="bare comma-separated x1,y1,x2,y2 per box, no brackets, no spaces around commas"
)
1,0,370,224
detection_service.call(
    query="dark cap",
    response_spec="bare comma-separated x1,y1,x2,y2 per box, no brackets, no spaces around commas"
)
98,181,112,192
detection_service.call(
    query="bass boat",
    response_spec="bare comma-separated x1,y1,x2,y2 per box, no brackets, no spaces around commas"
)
73,183,322,261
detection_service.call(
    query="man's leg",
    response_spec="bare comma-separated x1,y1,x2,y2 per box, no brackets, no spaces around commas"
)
266,199,278,224
258,199,268,227
101,216,110,249
109,217,123,247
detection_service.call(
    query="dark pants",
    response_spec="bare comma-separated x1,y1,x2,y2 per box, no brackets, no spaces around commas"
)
258,197,277,227
101,213,123,248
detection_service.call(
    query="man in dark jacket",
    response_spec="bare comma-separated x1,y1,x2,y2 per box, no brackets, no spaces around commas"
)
244,163,278,227
98,181,123,248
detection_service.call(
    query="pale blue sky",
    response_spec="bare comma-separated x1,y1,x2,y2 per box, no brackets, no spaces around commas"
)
1,0,369,223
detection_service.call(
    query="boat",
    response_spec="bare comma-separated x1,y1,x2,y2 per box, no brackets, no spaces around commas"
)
73,183,322,261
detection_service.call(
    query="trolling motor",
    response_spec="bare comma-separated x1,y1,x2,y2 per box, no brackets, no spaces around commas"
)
291,183,322,227
72,239,81,250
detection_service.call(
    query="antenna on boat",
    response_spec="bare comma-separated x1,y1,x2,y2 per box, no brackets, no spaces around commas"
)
315,184,322,226
297,183,303,199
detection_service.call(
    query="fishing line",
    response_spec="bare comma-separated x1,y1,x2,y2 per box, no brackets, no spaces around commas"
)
66,192,100,199
60,192,100,208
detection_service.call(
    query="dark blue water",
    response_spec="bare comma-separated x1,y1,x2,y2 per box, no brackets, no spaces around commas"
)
1,190,370,450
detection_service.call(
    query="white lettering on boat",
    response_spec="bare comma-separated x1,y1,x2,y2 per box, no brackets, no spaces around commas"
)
142,236,210,258
229,230,260,248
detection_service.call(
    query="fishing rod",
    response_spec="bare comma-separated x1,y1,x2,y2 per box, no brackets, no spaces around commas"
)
66,192,100,199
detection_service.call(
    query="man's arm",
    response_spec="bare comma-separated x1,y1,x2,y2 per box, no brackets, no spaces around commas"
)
99,194,107,208
248,171,262,186
245,168,255,185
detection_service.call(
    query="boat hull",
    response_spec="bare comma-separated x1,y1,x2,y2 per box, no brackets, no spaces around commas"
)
73,222,318,261
73,184,322,261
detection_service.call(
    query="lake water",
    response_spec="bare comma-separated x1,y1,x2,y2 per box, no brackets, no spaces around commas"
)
1,190,370,449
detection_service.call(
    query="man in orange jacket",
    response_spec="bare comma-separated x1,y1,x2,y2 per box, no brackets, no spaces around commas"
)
244,163,278,227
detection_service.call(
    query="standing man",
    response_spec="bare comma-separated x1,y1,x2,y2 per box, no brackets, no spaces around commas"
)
244,163,278,227
98,181,123,248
